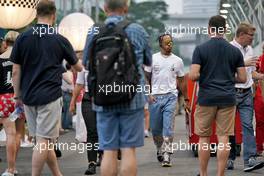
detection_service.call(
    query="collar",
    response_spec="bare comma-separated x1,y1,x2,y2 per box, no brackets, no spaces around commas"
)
232,39,249,52
105,15,125,24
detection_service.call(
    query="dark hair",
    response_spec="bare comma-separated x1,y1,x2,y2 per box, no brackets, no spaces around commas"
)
208,15,226,33
158,33,172,47
37,0,56,17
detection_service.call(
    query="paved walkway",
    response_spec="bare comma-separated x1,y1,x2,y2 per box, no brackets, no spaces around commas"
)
0,114,264,176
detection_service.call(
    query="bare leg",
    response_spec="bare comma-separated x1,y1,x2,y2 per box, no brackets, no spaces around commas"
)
217,135,230,176
32,137,61,176
120,148,137,176
198,136,210,176
101,150,118,176
46,148,63,176
2,118,16,174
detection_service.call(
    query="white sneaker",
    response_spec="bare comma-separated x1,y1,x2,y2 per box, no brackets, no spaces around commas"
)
1,171,14,176
144,130,150,138
20,140,33,147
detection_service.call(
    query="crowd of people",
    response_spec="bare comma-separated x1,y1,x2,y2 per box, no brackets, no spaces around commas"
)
0,0,264,176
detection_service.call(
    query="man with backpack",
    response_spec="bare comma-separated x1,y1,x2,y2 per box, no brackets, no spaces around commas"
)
83,0,152,176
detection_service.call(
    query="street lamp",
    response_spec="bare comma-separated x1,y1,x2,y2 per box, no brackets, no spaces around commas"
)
220,9,228,14
58,13,94,51
222,3,231,8
0,0,39,29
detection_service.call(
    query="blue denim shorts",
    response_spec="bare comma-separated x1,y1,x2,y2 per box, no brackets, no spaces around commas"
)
96,108,144,150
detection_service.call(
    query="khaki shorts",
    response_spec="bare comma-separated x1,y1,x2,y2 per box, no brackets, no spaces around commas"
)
194,105,236,137
24,97,62,139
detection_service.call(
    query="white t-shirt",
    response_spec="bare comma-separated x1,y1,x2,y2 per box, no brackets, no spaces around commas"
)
231,40,255,89
145,52,185,95
76,68,89,92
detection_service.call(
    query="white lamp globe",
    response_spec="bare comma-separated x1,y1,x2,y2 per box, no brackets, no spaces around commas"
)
58,13,94,52
0,0,39,29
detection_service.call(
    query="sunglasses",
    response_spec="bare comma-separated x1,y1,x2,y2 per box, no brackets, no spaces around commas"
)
245,33,254,37
164,41,173,46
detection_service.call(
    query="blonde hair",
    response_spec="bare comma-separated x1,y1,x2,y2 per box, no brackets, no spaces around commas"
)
4,31,19,45
236,22,256,37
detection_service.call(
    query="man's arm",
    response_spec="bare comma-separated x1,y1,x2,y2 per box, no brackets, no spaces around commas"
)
177,75,190,112
62,71,73,85
189,64,201,81
69,84,83,114
252,71,264,80
12,63,22,98
235,67,247,83
71,60,83,72
177,76,188,100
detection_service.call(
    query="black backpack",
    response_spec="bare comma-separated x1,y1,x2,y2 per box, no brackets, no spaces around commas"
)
87,20,140,106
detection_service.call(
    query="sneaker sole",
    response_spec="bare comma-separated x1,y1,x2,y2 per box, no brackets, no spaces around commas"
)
162,163,172,167
244,161,264,172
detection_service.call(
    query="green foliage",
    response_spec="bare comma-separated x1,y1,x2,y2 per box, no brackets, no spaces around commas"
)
127,0,169,53
128,0,169,35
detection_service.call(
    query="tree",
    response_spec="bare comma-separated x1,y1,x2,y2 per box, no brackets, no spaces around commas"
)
128,0,169,35
127,0,169,52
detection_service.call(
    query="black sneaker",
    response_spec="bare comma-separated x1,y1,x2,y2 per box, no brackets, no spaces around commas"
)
161,152,172,167
54,147,62,158
117,149,121,160
97,153,103,167
226,159,234,170
244,157,264,172
85,162,96,175
157,150,163,162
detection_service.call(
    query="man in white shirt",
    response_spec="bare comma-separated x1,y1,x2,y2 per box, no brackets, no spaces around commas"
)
145,34,189,167
227,22,264,172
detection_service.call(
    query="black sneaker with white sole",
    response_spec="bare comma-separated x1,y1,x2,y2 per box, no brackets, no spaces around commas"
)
161,152,172,167
157,150,163,162
244,157,264,172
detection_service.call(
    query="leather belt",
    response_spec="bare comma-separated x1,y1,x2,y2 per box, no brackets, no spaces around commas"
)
235,87,251,93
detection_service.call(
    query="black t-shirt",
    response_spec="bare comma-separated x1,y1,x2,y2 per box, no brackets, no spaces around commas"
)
192,37,244,106
10,24,78,106
0,58,14,94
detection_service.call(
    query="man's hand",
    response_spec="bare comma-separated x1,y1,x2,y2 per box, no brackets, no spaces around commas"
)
69,100,76,115
244,56,258,67
148,95,156,104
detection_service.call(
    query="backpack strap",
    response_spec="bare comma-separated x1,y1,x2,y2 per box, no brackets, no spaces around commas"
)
116,20,131,30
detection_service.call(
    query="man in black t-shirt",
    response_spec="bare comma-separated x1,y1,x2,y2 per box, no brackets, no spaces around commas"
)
11,1,82,175
189,15,246,176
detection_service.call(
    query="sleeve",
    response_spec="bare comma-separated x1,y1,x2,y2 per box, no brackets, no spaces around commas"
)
10,35,22,64
191,46,201,65
61,36,78,66
259,54,264,73
236,49,245,68
144,65,152,73
76,69,85,85
143,34,152,66
82,26,96,67
177,59,185,77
